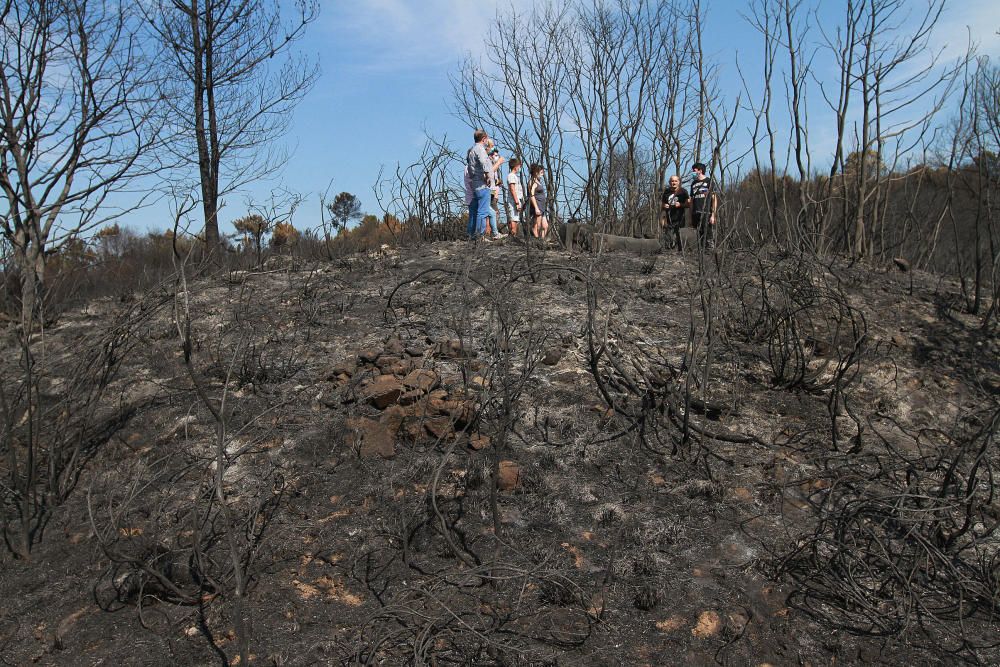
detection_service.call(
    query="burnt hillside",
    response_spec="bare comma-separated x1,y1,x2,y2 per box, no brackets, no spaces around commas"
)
1,239,999,666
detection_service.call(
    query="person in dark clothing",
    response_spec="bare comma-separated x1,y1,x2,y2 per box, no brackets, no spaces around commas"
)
661,174,689,250
690,162,717,248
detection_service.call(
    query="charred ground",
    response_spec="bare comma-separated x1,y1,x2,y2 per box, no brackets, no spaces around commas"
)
1,239,998,666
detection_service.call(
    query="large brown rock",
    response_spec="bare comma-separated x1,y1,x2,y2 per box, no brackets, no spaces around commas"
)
384,335,405,355
380,405,407,434
346,417,396,459
362,375,402,409
541,348,563,365
358,348,381,364
402,369,439,393
325,357,357,380
469,434,491,451
424,417,455,441
401,416,429,443
374,355,402,371
385,358,414,376
428,396,475,426
398,389,423,406
497,460,521,491
437,339,476,359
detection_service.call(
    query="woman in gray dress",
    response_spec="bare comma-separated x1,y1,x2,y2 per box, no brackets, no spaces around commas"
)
528,163,549,240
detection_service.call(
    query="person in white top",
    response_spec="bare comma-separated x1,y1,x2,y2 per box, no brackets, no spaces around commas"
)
487,146,506,239
506,158,523,237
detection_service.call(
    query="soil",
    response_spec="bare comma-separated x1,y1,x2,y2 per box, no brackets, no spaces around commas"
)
1,238,998,666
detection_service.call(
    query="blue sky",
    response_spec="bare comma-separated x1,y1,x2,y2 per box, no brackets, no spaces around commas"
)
128,0,1000,236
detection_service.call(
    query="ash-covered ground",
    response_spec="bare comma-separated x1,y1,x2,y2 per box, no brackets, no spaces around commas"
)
2,239,998,666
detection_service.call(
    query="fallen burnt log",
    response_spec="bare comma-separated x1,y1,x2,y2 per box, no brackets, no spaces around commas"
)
560,223,662,254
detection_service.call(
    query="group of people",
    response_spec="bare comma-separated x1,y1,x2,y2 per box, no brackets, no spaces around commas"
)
660,162,717,250
465,129,549,242
466,128,718,249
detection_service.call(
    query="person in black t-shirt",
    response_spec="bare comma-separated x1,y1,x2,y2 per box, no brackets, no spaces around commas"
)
690,162,717,248
660,174,689,251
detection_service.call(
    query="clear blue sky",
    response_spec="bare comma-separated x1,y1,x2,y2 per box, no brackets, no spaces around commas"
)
127,0,1000,236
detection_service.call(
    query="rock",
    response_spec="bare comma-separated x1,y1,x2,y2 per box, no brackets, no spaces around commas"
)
347,418,396,459
325,357,357,379
427,395,450,414
404,345,425,357
469,434,491,451
362,375,402,409
358,348,381,364
402,369,439,393
891,333,908,348
448,400,476,427
398,389,423,406
380,405,407,433
541,348,563,365
374,355,402,371
385,358,413,376
401,417,429,443
726,610,750,636
497,460,521,491
424,417,455,441
426,393,476,426
384,335,404,355
691,610,721,638
438,339,476,359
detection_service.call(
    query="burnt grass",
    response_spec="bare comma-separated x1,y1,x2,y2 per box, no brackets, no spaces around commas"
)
1,239,999,666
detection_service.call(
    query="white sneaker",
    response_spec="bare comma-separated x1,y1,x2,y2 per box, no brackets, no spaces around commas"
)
493,233,507,239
